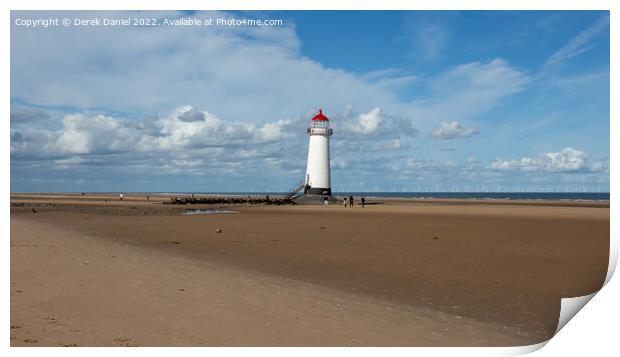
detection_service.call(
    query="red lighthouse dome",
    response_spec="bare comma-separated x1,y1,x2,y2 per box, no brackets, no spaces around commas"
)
312,109,329,121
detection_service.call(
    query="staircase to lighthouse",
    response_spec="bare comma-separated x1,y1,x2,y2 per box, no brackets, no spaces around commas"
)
304,109,333,196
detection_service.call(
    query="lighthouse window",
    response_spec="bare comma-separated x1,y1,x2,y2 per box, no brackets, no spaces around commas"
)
312,121,329,129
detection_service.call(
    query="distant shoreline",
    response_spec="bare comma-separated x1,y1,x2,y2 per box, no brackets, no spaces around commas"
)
10,191,610,202
10,192,610,209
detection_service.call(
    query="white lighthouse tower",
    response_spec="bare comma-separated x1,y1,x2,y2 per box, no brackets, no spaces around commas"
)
305,109,333,196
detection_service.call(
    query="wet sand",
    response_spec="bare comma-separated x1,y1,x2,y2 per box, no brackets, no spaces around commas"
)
10,193,609,346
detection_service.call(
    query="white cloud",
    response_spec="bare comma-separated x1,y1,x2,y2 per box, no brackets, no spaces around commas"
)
10,103,422,182
332,157,347,169
11,106,298,160
151,106,297,150
361,68,417,89
256,120,292,142
11,11,530,136
332,106,418,158
10,10,404,125
56,114,136,154
491,147,605,173
342,107,383,135
409,59,530,126
402,12,457,61
545,147,589,171
11,11,606,192
544,15,610,68
414,24,451,60
431,121,479,140
10,106,51,125
373,139,402,150
53,156,88,169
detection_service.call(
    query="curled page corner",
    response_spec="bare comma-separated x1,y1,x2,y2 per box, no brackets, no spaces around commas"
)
555,292,597,334
500,340,547,356
505,263,614,355
605,236,618,285
499,223,615,355
500,293,598,356
540,241,618,348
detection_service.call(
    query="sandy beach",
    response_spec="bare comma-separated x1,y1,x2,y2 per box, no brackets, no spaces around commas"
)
10,193,609,346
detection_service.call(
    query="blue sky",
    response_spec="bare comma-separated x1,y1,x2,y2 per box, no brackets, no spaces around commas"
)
10,10,610,192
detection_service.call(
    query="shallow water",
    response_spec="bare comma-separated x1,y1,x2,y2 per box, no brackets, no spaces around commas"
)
180,209,238,216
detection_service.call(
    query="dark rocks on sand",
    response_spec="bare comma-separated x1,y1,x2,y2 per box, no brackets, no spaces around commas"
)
164,196,296,206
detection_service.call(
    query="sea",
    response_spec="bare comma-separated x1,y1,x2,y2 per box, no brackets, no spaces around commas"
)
140,192,609,202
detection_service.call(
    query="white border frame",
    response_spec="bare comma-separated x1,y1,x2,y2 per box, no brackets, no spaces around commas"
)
3,1,616,356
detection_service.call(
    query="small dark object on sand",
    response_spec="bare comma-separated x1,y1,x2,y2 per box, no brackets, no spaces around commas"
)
31,208,37,214
433,236,439,240
216,228,223,233
320,226,326,229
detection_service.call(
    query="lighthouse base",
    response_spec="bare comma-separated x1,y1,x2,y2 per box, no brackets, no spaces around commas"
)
293,194,340,205
304,187,332,196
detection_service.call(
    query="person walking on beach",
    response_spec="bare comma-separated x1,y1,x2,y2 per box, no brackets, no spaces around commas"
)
119,193,124,201
323,196,329,206
361,197,365,208
349,195,354,208
343,197,347,208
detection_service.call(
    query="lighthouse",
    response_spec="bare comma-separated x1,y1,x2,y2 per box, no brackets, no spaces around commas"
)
305,109,333,196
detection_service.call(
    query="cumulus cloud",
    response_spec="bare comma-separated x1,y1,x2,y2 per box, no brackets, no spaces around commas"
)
57,113,137,154
342,107,383,135
10,103,423,186
337,106,418,139
9,11,607,192
178,107,206,122
431,121,479,140
11,11,530,132
10,10,405,125
491,147,605,173
10,105,298,160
